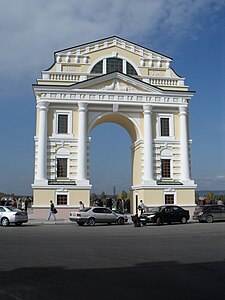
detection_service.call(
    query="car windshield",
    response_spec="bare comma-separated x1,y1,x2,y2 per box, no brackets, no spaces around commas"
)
82,207,91,212
195,206,209,212
5,206,20,212
148,207,161,213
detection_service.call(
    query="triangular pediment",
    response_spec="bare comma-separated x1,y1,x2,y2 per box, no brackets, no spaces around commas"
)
71,72,163,94
55,36,172,62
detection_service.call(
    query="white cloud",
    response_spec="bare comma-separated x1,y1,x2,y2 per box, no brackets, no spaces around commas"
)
0,0,224,80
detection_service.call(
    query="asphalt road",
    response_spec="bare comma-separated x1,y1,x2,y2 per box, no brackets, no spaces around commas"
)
1,222,225,300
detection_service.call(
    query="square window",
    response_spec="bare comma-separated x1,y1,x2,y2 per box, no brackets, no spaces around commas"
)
165,194,174,205
57,195,67,205
57,158,67,178
58,114,68,134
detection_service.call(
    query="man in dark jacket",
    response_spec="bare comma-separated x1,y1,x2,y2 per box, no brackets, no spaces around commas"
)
47,200,56,221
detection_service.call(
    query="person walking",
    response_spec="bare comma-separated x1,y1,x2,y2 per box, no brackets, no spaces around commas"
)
47,200,56,221
138,200,145,215
79,201,85,210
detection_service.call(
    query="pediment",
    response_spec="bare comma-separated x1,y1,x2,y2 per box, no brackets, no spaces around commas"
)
71,72,163,94
55,36,172,62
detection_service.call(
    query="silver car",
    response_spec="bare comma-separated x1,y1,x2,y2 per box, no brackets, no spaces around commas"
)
69,207,128,226
0,206,28,226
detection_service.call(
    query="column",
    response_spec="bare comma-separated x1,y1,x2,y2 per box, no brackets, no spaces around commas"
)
77,102,88,183
179,106,190,181
143,105,154,184
36,101,48,183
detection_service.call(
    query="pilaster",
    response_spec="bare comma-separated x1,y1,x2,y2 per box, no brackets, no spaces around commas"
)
143,105,155,185
77,102,89,185
35,101,49,185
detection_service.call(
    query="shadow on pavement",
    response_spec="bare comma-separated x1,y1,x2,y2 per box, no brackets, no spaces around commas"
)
1,260,225,300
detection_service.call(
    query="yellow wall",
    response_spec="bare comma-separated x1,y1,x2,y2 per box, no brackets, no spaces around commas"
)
33,188,90,208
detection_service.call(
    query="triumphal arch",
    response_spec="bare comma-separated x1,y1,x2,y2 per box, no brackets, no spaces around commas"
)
32,36,196,217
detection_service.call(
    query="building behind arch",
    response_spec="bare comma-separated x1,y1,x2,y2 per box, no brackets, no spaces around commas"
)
32,36,196,217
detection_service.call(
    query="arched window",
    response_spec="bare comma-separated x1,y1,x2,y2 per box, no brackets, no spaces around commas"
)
90,60,103,74
90,58,138,76
126,62,138,76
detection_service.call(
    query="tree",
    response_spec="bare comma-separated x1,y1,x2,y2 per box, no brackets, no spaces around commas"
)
206,192,214,203
117,190,128,200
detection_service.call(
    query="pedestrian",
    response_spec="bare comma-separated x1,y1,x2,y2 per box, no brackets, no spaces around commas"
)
47,200,56,221
21,200,25,211
17,198,22,210
131,214,141,227
138,200,145,215
79,201,85,210
108,198,113,210
25,199,28,212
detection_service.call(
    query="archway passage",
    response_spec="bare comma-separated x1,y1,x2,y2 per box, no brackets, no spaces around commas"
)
89,123,132,196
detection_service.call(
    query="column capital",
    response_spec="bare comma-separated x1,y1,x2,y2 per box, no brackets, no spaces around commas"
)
78,102,88,112
143,104,152,114
37,101,49,111
179,106,188,115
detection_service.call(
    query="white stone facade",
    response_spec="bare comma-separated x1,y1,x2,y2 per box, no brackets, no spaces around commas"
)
32,36,196,217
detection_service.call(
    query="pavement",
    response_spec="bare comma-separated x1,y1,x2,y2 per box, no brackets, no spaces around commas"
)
26,211,134,225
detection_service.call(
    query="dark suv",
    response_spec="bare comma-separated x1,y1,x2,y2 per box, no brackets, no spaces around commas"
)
193,205,225,223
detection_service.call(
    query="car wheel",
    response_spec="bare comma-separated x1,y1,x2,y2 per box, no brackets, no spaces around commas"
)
117,217,125,225
181,217,187,224
1,217,9,227
156,217,162,225
206,215,214,223
15,222,22,226
88,218,95,226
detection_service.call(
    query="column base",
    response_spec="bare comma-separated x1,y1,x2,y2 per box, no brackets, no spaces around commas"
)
181,179,197,187
142,180,157,186
32,179,48,187
76,179,90,186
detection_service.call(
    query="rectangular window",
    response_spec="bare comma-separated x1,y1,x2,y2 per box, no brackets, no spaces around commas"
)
57,195,67,205
57,158,67,178
58,114,68,134
161,159,171,178
165,194,174,205
160,118,170,136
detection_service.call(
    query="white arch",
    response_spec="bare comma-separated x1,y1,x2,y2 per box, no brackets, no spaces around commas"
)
160,149,172,158
56,147,69,156
87,54,141,76
88,111,142,142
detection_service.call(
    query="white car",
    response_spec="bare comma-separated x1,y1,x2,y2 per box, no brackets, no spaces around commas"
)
69,207,128,226
0,206,28,226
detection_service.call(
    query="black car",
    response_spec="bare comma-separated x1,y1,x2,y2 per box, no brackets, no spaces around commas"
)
193,205,225,223
140,205,190,225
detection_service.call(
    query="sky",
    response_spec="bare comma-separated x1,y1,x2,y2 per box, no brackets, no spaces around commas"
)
0,0,224,195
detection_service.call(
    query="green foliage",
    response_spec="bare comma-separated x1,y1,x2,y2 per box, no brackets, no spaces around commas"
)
117,190,128,200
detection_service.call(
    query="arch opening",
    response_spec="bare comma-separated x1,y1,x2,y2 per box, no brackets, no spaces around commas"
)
89,123,132,197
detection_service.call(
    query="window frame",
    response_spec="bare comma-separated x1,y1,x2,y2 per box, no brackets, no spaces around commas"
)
53,110,72,137
55,192,69,206
156,113,175,140
90,58,138,76
56,157,68,178
165,194,175,205
161,159,171,179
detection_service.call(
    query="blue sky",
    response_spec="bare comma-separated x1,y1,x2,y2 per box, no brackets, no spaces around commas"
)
0,0,224,195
